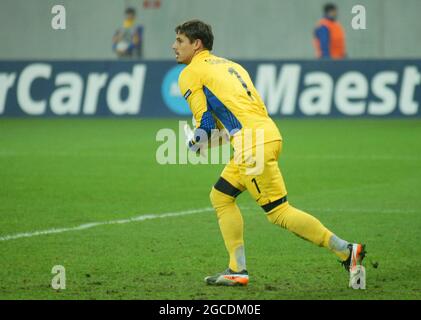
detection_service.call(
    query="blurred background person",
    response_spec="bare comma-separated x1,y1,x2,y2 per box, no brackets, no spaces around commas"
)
112,7,143,59
313,3,346,59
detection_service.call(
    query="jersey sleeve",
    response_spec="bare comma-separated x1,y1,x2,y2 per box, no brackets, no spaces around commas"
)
178,67,216,145
315,25,330,58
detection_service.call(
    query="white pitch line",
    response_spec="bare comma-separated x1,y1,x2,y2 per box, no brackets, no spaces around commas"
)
0,207,214,242
0,206,418,242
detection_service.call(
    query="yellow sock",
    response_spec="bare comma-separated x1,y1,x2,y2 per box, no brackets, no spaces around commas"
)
267,203,349,260
210,187,246,272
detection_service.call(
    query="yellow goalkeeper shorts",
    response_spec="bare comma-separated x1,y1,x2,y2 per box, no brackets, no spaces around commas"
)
214,140,288,213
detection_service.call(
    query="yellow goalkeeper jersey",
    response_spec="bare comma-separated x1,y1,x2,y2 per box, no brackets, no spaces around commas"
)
178,50,282,150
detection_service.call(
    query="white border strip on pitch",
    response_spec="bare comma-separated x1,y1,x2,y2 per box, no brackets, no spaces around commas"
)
0,207,214,242
1,206,417,242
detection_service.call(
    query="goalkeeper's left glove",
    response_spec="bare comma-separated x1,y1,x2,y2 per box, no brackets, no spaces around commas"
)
184,123,208,156
183,123,194,147
183,123,200,152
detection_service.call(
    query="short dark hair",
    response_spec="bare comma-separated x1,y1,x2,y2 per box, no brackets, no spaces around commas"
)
125,7,136,15
175,20,214,51
324,3,337,14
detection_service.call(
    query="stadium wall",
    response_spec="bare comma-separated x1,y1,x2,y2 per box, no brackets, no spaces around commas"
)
0,0,421,60
1,60,420,117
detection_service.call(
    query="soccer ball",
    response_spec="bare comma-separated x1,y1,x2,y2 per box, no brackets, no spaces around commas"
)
116,41,129,53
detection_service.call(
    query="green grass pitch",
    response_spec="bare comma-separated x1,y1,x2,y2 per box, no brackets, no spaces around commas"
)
0,118,420,300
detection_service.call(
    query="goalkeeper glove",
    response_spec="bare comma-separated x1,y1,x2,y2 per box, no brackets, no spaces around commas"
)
183,123,195,148
183,123,201,152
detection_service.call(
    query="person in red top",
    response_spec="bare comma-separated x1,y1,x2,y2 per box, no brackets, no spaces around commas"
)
314,3,346,59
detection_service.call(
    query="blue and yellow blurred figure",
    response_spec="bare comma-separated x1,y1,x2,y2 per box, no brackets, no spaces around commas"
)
172,20,365,286
112,7,143,58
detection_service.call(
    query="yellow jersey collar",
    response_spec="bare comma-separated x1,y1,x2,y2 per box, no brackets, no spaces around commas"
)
191,50,210,63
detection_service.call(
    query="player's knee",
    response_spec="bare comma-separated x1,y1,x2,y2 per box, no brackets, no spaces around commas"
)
209,187,235,209
266,202,290,225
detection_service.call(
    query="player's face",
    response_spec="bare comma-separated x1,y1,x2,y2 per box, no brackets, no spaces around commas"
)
172,33,197,64
327,9,338,20
126,13,135,21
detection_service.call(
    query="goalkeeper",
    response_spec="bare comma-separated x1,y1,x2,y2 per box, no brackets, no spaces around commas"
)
172,19,366,287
